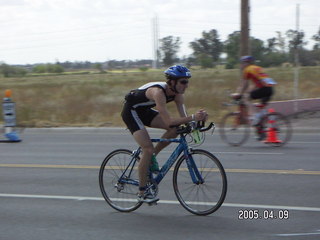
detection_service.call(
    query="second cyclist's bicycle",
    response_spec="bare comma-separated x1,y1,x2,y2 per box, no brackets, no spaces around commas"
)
99,122,227,216
219,96,292,147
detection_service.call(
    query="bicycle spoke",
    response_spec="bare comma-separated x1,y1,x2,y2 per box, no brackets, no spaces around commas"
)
219,112,250,146
99,149,142,212
173,149,227,215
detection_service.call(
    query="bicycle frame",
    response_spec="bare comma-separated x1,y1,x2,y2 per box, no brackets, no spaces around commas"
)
118,134,203,187
234,99,268,126
238,100,249,124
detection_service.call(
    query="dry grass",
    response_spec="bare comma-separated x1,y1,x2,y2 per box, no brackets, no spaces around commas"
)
1,66,319,127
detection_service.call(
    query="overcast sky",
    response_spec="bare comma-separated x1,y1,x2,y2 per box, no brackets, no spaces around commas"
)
0,0,319,65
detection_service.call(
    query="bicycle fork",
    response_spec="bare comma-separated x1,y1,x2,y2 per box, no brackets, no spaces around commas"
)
184,149,204,184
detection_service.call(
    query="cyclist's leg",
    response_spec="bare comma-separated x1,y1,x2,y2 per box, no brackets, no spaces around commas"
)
250,87,272,124
149,114,178,155
249,88,262,117
122,106,156,195
132,129,154,194
255,87,273,118
132,129,159,203
251,87,273,139
251,87,273,105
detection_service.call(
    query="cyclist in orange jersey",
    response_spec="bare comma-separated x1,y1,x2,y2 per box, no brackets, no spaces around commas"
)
235,56,277,139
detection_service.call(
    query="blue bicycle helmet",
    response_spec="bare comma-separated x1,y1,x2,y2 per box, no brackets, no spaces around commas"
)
240,56,254,63
164,65,191,80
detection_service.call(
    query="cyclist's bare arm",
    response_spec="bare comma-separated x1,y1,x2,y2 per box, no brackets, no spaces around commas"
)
147,88,193,127
173,93,209,122
237,78,249,95
174,94,188,118
147,88,208,127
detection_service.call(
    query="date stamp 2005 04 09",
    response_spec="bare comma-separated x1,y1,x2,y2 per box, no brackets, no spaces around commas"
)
238,209,289,220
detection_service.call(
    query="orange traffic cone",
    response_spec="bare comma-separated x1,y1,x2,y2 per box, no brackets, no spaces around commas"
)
264,108,282,144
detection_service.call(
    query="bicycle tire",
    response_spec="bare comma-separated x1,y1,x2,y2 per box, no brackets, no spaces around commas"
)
260,112,292,147
219,112,250,146
99,149,142,212
173,149,227,216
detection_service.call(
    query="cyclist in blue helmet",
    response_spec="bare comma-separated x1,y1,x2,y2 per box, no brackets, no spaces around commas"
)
164,65,192,93
240,55,255,63
121,64,208,203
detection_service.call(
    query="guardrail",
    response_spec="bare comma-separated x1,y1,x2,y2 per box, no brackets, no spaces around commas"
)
269,98,320,116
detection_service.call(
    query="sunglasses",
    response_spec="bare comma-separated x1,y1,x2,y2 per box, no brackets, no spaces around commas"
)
179,79,189,85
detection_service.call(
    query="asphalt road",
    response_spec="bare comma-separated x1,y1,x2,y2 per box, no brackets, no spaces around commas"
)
0,127,320,240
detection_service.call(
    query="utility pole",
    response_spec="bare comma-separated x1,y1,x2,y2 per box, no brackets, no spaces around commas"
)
293,4,300,112
152,14,159,69
240,0,250,56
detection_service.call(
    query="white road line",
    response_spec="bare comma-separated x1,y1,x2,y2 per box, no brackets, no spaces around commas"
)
222,202,320,212
275,230,320,237
1,193,320,212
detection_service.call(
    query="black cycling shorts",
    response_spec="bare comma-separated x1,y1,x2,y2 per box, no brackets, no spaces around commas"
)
121,102,159,134
250,87,274,104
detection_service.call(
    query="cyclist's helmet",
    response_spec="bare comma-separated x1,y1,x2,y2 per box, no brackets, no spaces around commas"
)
164,65,191,80
240,55,254,63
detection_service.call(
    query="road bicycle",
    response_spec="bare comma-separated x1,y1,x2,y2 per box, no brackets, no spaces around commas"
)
219,96,292,147
99,122,227,216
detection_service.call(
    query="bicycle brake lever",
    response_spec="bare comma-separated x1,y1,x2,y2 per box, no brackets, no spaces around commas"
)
199,122,215,132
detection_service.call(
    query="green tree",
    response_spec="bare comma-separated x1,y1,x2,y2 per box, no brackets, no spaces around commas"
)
260,52,289,67
159,36,181,66
47,64,64,73
197,54,214,68
0,64,28,77
32,65,46,73
93,63,105,73
286,29,308,64
260,33,290,67
275,31,287,53
224,31,292,68
32,64,64,74
250,37,265,62
312,27,320,49
223,31,241,69
310,27,320,65
189,29,223,67
266,37,278,52
286,29,307,51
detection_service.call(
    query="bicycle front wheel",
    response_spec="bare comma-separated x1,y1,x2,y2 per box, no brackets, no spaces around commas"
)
173,149,227,216
219,112,250,146
99,149,142,212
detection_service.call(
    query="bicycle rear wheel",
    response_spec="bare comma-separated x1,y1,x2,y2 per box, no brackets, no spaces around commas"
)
173,149,227,216
219,112,250,146
99,149,142,212
260,112,292,147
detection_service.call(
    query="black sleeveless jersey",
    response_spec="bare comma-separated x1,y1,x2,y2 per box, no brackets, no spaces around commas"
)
124,82,175,109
